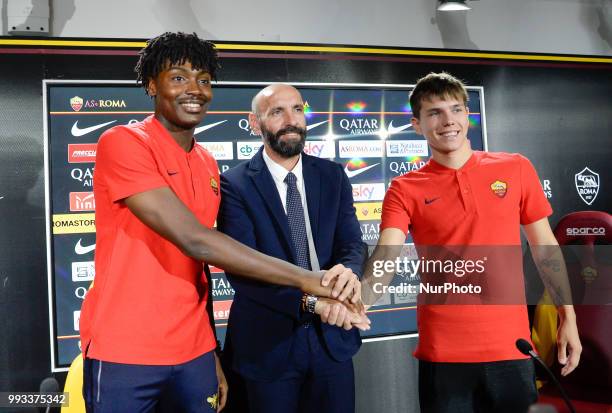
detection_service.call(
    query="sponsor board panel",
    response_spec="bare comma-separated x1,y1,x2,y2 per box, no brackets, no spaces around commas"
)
237,141,264,160
386,157,428,177
352,183,386,202
68,144,97,163
541,178,553,199
385,140,428,157
303,140,335,158
46,82,488,369
339,140,384,159
71,261,95,282
197,141,234,160
355,202,383,221
360,220,381,246
70,167,95,188
52,213,96,234
73,311,81,331
213,300,233,321
343,160,383,182
69,192,95,212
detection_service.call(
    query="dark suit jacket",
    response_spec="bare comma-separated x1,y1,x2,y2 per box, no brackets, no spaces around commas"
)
217,147,364,380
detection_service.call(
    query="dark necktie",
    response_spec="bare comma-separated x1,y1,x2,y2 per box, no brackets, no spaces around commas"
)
284,172,311,270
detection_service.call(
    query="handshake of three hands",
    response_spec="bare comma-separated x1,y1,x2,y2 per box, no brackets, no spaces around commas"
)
303,264,372,332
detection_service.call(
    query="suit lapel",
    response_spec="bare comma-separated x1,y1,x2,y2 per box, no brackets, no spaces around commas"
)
302,154,321,248
248,148,294,258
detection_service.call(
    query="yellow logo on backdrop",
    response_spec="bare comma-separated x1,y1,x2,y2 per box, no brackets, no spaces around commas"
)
355,202,383,221
52,213,96,234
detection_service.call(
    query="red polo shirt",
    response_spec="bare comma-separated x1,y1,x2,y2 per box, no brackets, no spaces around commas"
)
80,115,220,365
381,151,552,362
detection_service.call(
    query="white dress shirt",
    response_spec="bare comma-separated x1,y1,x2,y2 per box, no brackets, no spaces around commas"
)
262,148,320,271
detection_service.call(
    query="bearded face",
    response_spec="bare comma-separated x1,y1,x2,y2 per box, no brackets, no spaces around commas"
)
261,124,307,158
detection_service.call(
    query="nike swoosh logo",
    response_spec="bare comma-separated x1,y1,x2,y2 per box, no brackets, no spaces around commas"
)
75,239,96,255
71,120,117,137
424,197,440,205
194,120,227,135
306,120,328,131
388,121,412,135
344,163,380,178
0,196,3,200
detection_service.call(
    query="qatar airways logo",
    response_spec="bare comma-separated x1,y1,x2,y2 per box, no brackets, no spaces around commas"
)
360,222,380,242
389,160,427,176
71,167,94,188
338,118,379,135
303,141,335,158
541,179,552,199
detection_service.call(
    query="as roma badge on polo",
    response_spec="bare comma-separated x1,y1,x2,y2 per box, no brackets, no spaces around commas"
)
210,177,219,196
581,266,598,284
206,392,219,409
490,180,507,198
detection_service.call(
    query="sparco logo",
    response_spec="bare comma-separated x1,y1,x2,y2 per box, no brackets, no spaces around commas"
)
68,144,97,163
566,227,606,236
574,167,600,205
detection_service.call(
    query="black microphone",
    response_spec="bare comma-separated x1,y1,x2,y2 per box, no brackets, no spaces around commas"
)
515,338,576,413
39,377,59,413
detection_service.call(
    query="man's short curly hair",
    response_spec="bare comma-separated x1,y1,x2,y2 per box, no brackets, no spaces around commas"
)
409,72,468,119
135,32,220,95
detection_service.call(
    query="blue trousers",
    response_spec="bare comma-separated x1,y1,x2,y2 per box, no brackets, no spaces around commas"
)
243,324,355,413
83,351,218,413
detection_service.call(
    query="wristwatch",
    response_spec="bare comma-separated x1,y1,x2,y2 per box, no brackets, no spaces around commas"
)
302,294,318,314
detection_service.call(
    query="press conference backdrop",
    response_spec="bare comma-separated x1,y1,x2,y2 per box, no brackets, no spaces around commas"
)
44,81,486,371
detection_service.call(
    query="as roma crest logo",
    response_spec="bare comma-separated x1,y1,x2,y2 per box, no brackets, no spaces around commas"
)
70,96,83,112
581,266,598,284
490,180,507,198
210,177,219,196
574,167,599,205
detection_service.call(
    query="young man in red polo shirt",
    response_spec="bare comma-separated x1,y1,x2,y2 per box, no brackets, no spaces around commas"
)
363,72,581,412
79,32,367,413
